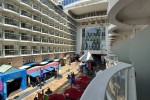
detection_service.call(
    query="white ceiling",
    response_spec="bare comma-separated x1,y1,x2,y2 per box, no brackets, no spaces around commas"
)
68,2,107,15
116,0,150,25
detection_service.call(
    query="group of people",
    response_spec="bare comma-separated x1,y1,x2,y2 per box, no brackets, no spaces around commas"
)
67,72,75,86
78,61,96,78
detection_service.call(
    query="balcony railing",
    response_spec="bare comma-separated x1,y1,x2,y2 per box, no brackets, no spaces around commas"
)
4,49,19,56
21,0,32,6
42,50,48,53
33,26,41,32
4,33,20,40
21,10,32,18
4,3,19,13
33,49,41,54
21,49,31,55
5,17,19,27
0,15,2,23
0,49,2,56
21,35,32,41
33,4,41,12
33,37,41,42
33,15,41,22
42,38,48,43
0,32,3,39
21,22,32,30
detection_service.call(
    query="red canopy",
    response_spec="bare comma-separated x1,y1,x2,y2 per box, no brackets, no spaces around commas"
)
48,94,65,100
64,88,83,99
78,76,91,82
73,80,89,88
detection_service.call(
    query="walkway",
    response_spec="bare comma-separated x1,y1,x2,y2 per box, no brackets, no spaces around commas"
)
7,62,78,100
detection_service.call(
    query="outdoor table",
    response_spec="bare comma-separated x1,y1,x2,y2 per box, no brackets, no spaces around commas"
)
48,93,65,100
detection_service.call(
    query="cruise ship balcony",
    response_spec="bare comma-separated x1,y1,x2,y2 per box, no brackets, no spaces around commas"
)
33,37,41,42
4,17,19,27
21,49,31,55
4,32,20,40
21,34,32,41
4,3,19,14
21,10,32,18
4,49,19,56
21,0,32,7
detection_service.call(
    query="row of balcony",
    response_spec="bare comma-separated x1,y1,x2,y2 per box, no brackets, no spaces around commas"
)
1,0,77,28
0,16,76,39
38,0,77,26
0,49,75,56
2,15,76,36
72,11,107,19
0,32,76,45
21,0,67,25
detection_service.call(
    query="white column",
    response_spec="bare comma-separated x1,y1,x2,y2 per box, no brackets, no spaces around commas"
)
105,25,109,52
76,26,82,54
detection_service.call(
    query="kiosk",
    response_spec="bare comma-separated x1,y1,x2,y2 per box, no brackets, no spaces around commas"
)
0,65,27,99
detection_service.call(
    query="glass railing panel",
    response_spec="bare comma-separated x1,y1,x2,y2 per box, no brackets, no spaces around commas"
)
105,68,128,100
42,29,48,33
21,0,32,6
4,3,19,13
33,26,41,32
21,35,32,41
5,49,19,56
33,15,41,22
33,4,41,12
42,38,48,43
5,17,19,27
42,50,48,53
21,22,32,30
21,10,32,18
33,37,41,42
0,32,3,39
33,49,41,54
21,49,31,54
0,15,3,23
4,33,20,40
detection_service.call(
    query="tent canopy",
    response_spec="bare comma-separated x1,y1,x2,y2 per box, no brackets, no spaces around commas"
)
79,52,94,62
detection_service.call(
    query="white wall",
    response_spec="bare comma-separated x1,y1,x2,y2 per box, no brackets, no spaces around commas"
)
110,26,150,100
76,26,82,54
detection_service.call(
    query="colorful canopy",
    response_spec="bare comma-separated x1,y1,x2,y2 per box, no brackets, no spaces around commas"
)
41,60,53,65
79,52,93,62
19,62,38,69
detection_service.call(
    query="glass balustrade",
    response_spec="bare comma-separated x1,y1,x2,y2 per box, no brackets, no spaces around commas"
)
33,49,41,54
33,37,41,42
4,33,20,40
4,3,19,13
33,4,41,12
0,32,3,39
105,68,128,100
33,15,41,22
21,0,32,6
21,35,32,41
42,38,48,43
5,49,19,56
21,22,32,30
21,49,31,54
42,49,48,53
5,17,19,27
21,10,32,18
33,26,41,32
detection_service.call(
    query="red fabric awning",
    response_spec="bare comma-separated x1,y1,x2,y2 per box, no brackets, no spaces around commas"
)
78,76,91,82
73,80,89,88
48,93,65,100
